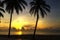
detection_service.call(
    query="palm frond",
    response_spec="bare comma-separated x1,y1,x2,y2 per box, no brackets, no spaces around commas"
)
39,7,44,18
20,3,25,9
29,6,35,15
0,8,5,13
0,12,4,17
44,4,51,9
0,1,3,7
42,6,50,12
19,0,27,6
0,8,5,18
30,2,35,6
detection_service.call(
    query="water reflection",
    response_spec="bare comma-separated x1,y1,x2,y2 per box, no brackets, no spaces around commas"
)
10,31,23,35
16,31,22,35
16,38,30,40
16,39,22,40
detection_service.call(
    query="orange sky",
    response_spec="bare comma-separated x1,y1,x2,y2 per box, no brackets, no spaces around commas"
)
0,15,60,30
0,8,60,30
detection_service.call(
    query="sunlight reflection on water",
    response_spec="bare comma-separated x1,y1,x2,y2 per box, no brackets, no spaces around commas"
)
10,31,23,35
14,31,23,35
0,31,60,35
16,39,28,40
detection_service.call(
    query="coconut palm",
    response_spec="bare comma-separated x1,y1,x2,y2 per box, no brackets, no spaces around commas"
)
29,0,50,39
2,0,27,37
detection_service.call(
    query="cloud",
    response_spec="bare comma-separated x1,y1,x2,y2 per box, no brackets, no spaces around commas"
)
22,25,34,30
38,26,60,33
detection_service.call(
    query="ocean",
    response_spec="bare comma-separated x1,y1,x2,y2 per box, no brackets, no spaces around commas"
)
0,31,60,35
0,31,60,40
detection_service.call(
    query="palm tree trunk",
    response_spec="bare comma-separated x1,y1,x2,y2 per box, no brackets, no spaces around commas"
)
32,16,39,40
8,13,12,37
0,17,1,23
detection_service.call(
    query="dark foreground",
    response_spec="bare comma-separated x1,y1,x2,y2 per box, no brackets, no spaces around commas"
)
0,35,60,40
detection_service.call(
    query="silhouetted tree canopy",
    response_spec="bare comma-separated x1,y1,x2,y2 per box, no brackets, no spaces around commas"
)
2,0,27,14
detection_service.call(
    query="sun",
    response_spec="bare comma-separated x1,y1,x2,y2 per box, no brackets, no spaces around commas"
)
12,17,29,30
19,27,22,30
12,17,46,30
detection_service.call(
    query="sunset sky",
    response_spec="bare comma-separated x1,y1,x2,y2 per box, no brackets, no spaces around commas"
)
0,0,60,30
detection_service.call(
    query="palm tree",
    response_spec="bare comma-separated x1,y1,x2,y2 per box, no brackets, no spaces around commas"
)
0,8,5,23
2,0,27,37
29,0,50,39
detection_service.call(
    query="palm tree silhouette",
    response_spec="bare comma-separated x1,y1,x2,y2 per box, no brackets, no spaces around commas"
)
29,0,50,39
0,8,5,23
0,1,3,7
2,0,27,37
0,1,5,23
